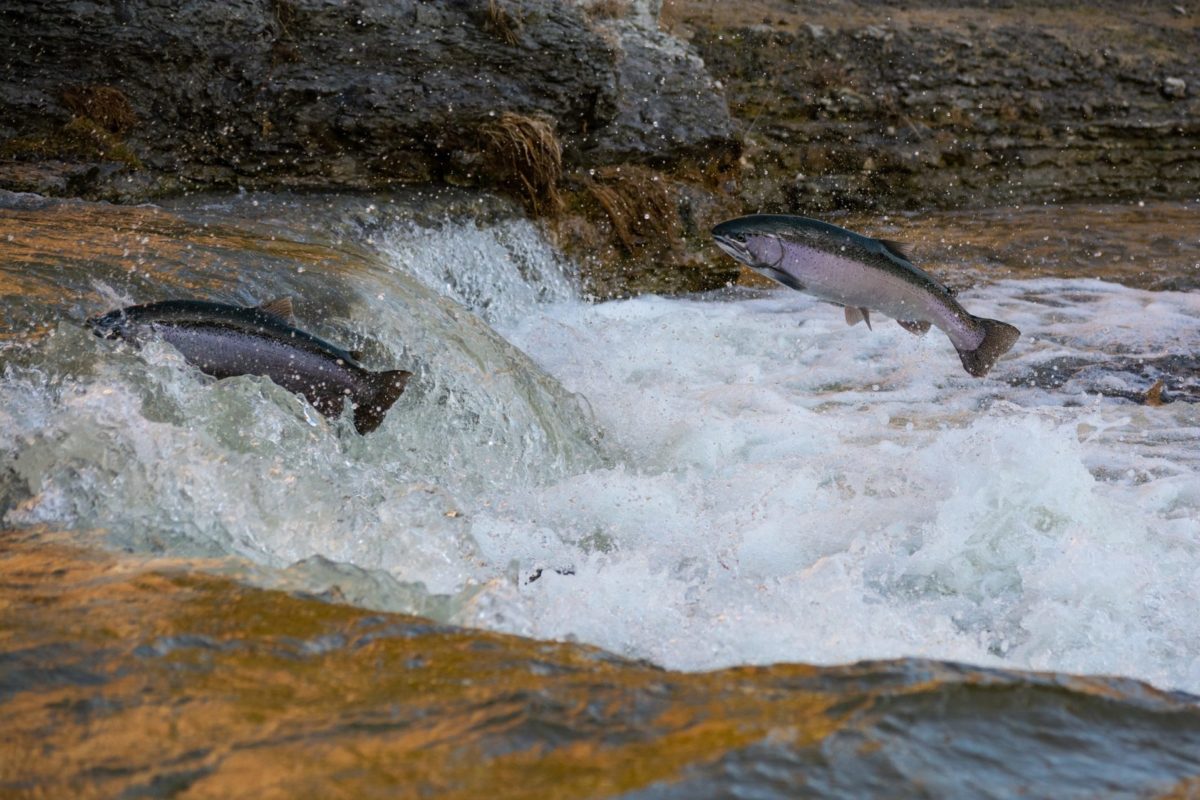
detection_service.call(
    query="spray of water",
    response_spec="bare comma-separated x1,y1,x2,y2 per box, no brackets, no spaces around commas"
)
3,200,1199,694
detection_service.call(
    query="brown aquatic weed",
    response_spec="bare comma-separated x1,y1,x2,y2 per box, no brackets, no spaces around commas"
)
60,84,138,134
583,0,632,20
0,117,142,168
579,165,681,255
479,112,564,217
485,0,522,46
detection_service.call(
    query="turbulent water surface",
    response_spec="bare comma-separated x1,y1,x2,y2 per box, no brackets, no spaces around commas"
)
2,191,1199,796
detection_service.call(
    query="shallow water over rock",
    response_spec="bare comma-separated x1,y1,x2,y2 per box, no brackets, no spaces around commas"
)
4,531,1200,799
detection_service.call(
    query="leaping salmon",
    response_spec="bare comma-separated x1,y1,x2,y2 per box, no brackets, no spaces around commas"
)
89,298,411,434
711,214,1020,377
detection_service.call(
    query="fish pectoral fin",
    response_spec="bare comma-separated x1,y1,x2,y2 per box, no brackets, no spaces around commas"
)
257,297,297,325
843,306,871,329
352,368,412,435
758,265,806,292
897,319,932,336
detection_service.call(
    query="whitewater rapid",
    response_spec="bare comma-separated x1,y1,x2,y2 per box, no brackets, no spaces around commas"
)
3,199,1198,694
382,216,1200,690
477,282,1200,687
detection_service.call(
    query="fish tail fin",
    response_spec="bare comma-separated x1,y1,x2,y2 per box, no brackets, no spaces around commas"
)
956,317,1021,377
353,369,412,434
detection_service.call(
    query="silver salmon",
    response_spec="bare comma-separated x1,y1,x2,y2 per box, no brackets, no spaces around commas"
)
711,214,1020,377
89,298,411,434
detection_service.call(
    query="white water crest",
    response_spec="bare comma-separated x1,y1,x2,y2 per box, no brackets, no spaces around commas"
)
470,283,1200,692
384,217,1200,691
379,217,577,326
0,210,603,598
3,199,1199,695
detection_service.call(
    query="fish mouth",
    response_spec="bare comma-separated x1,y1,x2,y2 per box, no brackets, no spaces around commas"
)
712,233,752,265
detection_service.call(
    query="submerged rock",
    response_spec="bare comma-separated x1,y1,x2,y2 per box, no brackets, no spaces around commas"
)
3,530,1200,798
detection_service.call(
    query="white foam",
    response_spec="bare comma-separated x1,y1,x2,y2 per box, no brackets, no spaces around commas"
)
5,212,1200,694
460,280,1200,689
378,217,577,327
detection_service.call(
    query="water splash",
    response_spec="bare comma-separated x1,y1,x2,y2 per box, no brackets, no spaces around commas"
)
0,199,604,605
468,280,1200,690
378,217,577,326
4,195,1200,697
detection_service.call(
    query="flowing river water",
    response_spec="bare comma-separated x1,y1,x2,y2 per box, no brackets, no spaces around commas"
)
2,189,1199,796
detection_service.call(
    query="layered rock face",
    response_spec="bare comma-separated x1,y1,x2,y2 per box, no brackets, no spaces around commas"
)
0,0,736,199
2,0,1196,213
681,1,1200,211
3,1,1197,296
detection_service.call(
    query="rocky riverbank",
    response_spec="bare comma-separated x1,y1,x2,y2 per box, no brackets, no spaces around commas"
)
670,0,1199,213
0,1,733,197
1,0,1197,296
0,0,744,293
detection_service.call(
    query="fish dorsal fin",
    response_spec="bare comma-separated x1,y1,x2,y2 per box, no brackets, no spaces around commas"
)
257,297,297,325
879,239,912,262
897,319,932,336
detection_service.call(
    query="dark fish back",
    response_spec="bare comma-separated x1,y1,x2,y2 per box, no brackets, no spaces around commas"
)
104,300,361,366
89,300,409,434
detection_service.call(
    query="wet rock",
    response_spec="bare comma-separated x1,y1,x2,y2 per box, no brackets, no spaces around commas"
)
574,1,735,165
688,2,1200,212
0,0,736,200
1162,77,1188,98
0,161,79,195
1008,353,1200,404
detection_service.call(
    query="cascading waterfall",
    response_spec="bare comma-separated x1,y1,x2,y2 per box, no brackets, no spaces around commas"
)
0,198,605,606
